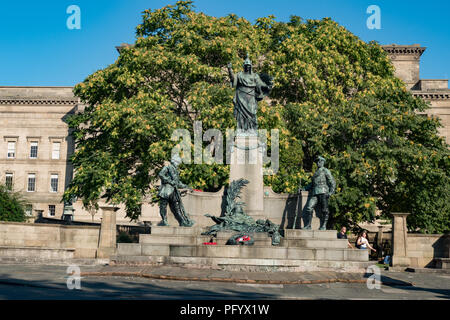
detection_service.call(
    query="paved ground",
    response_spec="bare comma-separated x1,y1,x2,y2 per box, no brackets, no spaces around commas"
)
0,264,448,300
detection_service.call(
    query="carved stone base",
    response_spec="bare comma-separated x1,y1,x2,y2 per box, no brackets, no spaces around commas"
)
229,135,264,217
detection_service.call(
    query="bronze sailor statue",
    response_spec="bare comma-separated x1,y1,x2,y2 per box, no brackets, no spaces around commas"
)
158,154,194,227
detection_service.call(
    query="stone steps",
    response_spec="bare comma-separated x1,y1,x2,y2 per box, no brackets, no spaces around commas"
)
142,227,344,248
117,243,368,261
0,256,109,266
283,229,337,239
171,245,368,261
110,255,373,273
149,226,338,239
141,233,273,245
284,239,348,248
113,226,368,272
139,234,348,248
150,226,206,236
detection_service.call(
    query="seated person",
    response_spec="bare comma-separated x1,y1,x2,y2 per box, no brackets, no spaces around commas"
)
337,226,353,249
355,230,376,253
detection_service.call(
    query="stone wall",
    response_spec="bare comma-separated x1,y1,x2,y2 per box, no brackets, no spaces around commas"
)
406,234,450,268
390,213,450,268
418,80,449,91
0,221,100,258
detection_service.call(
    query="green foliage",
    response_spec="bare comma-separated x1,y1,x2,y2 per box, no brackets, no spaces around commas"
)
0,185,26,222
117,231,134,243
267,19,450,233
65,1,449,233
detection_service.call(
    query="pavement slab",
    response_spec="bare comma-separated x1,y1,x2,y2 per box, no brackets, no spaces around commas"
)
1,263,449,300
228,271,250,281
206,270,232,280
76,264,406,285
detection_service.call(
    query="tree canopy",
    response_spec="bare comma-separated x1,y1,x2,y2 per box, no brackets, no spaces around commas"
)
65,0,450,233
0,185,26,222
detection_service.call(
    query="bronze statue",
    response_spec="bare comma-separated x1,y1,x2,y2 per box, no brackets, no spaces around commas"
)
227,54,273,133
62,196,76,222
302,156,336,230
158,154,194,227
203,179,281,246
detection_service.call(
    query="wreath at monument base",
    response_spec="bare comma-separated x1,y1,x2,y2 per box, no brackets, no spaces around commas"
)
226,233,255,246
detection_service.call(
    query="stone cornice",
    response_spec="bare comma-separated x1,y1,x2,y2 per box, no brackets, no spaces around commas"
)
0,159,70,165
0,98,78,105
382,44,426,56
412,91,450,100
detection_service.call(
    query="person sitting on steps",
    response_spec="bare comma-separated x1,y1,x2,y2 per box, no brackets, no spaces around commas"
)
355,230,376,253
337,226,354,249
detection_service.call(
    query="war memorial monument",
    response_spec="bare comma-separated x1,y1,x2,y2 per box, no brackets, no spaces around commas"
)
112,54,369,272
0,4,448,301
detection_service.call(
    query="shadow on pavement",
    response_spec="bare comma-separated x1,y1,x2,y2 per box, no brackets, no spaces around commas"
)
0,272,279,300
363,272,450,299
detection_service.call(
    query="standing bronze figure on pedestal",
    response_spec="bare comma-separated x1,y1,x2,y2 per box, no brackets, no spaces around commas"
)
158,155,195,227
302,156,336,230
227,54,273,134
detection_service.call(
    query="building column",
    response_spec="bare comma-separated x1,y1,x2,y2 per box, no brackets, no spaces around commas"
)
97,204,119,259
391,212,411,267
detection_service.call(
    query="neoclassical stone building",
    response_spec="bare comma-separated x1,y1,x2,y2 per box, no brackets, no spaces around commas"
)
382,44,450,141
0,87,78,219
0,44,449,223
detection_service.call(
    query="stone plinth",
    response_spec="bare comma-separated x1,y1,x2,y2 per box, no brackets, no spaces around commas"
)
229,135,265,219
97,205,119,259
391,212,411,267
114,226,370,271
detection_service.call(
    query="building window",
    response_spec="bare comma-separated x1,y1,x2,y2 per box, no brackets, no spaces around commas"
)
7,142,15,158
30,142,38,159
52,142,61,160
5,173,13,191
27,174,36,192
50,174,58,192
25,204,33,216
48,205,56,217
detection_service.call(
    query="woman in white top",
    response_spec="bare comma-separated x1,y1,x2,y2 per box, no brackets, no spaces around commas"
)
356,231,376,252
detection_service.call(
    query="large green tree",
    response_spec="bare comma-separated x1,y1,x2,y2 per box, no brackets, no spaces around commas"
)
65,1,449,233
0,185,26,222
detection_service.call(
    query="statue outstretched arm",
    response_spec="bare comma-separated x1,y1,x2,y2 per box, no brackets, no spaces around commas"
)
177,181,189,189
227,63,236,88
256,73,273,98
174,172,190,190
256,73,268,88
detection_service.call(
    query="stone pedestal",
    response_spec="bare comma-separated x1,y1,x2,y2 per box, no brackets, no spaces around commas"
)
97,205,119,259
229,135,265,219
391,212,411,267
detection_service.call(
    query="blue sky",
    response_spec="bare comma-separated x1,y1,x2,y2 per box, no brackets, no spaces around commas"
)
0,0,448,86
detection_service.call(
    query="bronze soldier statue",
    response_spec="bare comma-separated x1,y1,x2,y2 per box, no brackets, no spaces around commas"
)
158,154,194,227
302,156,336,230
